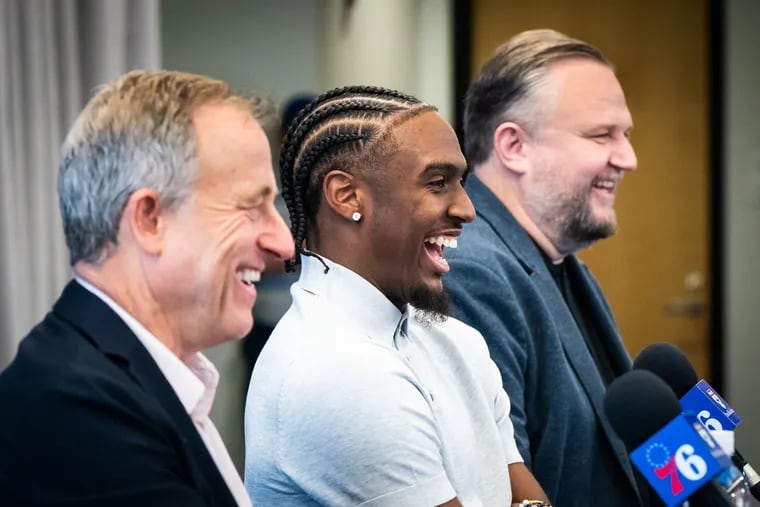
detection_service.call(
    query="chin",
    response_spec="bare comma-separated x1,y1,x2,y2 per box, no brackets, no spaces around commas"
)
593,212,618,236
408,285,450,324
225,316,254,342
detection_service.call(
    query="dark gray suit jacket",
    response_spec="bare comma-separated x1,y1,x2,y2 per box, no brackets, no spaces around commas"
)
445,175,642,506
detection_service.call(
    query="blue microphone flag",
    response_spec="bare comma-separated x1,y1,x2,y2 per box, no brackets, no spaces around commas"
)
630,412,731,506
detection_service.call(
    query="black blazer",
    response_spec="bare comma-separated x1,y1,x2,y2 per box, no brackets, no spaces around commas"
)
0,281,238,507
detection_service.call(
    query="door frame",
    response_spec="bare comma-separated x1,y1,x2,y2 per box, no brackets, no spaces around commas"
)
450,0,726,390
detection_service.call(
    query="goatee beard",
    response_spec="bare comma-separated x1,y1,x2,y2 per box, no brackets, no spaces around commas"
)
562,190,616,246
409,285,450,326
544,185,616,252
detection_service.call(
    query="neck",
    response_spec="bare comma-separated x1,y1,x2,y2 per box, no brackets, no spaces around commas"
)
309,214,366,277
309,219,406,310
74,256,187,358
475,163,567,263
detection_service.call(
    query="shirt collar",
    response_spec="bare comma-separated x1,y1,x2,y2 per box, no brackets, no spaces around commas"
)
298,254,406,349
75,277,217,420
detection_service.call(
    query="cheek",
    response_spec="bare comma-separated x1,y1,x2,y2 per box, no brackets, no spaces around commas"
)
575,143,613,172
206,215,251,255
561,154,608,189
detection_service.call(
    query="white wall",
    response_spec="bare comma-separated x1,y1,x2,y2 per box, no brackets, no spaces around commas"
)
162,0,324,104
162,0,452,119
322,0,453,121
725,0,760,475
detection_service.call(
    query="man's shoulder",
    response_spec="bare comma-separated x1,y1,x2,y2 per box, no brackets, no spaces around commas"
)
1,312,102,390
0,317,187,491
258,306,411,399
454,215,504,252
428,313,486,343
408,314,503,376
0,320,153,424
0,307,178,439
445,226,529,301
448,216,526,272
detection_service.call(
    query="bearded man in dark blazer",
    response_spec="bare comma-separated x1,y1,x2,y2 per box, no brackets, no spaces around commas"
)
445,30,644,507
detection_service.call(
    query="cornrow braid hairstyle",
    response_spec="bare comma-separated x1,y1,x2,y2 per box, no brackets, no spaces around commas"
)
279,85,436,271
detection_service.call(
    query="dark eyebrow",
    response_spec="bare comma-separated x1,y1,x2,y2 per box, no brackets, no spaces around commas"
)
419,162,468,179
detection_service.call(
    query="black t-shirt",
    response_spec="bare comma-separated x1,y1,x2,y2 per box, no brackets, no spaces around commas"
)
541,251,617,386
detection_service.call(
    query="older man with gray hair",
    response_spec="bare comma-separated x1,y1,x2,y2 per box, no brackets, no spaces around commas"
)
0,70,293,506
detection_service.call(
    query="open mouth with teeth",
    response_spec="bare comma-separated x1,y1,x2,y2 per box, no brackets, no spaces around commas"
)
423,235,458,274
236,268,261,287
592,176,619,196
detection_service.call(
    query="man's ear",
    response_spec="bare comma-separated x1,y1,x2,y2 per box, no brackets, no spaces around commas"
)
493,121,531,175
322,169,363,221
122,188,164,255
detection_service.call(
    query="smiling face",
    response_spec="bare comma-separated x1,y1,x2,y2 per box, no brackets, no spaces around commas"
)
150,103,294,354
359,111,475,314
522,58,637,254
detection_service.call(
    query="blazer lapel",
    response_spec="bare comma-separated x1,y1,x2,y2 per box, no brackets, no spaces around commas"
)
53,281,237,506
565,259,639,489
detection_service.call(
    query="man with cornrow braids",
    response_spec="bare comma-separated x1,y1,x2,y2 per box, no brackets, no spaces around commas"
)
244,86,550,507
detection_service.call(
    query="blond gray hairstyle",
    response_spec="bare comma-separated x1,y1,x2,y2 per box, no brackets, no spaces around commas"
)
463,29,611,166
58,70,272,265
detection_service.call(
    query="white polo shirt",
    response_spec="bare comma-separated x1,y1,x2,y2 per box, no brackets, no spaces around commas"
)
244,255,522,507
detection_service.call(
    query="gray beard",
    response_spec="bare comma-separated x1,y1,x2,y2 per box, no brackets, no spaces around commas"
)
559,190,616,248
537,187,617,253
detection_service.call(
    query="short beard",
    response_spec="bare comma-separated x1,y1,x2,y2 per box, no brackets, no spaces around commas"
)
409,285,450,326
559,190,617,248
534,187,617,253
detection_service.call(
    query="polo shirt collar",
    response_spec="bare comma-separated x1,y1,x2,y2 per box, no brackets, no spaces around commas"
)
298,254,407,349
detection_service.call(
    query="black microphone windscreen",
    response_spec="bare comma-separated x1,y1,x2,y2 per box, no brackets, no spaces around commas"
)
604,369,682,451
632,342,698,398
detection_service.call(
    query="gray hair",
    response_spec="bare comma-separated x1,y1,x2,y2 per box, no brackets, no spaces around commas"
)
463,29,611,167
58,70,273,265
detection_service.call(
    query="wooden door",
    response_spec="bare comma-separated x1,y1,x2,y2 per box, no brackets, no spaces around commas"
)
471,0,712,378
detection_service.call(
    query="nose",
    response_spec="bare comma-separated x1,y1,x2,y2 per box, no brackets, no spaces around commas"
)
610,136,637,172
258,208,295,261
450,183,476,224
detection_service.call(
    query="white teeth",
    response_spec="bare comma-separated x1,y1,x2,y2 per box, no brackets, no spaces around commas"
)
594,180,615,189
424,236,459,249
237,269,261,285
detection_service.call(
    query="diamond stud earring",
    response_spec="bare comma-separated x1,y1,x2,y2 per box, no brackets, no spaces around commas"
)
351,211,362,222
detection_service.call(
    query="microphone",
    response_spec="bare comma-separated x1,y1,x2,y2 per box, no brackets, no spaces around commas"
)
633,343,760,500
734,450,760,501
605,369,740,506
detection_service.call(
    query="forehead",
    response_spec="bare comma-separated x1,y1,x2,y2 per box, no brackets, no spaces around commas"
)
540,58,633,129
192,103,275,192
386,111,466,175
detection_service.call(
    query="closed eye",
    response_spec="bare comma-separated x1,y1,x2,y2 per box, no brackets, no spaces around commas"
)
429,178,447,190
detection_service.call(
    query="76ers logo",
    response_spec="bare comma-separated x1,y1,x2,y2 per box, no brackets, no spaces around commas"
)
646,442,709,495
